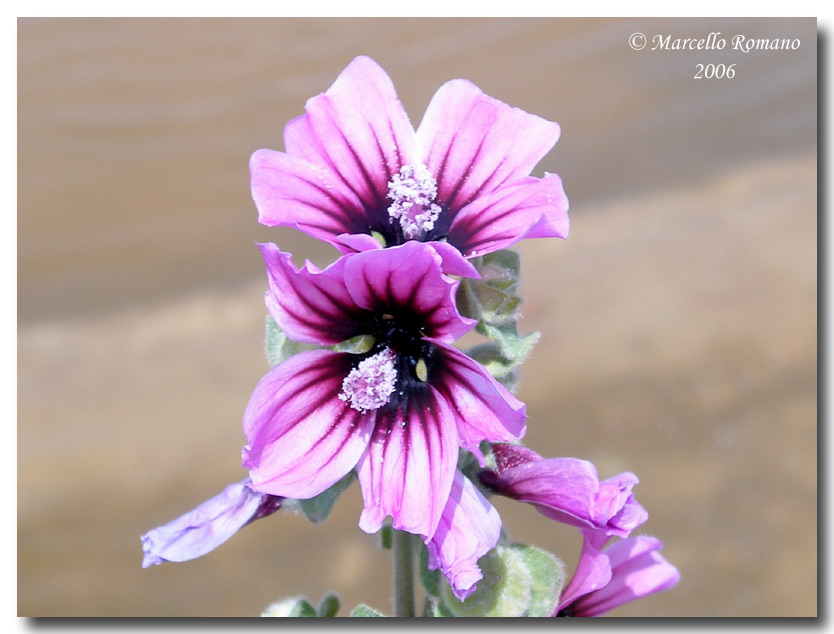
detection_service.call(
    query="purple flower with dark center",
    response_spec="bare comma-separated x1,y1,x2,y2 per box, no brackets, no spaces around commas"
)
141,478,282,567
479,443,648,540
242,240,526,540
250,56,569,262
556,530,680,616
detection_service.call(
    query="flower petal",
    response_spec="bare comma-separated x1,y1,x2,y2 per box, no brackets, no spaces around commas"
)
250,148,368,240
242,350,374,499
595,473,649,539
296,56,418,221
259,242,364,345
343,242,476,343
417,78,561,214
447,173,569,257
356,386,459,537
572,536,680,616
425,471,501,601
141,479,281,567
482,444,648,540
429,342,527,463
556,534,613,613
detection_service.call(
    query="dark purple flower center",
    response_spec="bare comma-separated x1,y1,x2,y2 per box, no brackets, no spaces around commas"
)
339,311,436,413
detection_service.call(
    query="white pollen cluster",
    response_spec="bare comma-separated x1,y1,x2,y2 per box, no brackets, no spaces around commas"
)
386,164,442,240
339,348,398,413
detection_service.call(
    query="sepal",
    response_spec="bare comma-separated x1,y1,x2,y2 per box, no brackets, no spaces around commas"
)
265,315,319,367
281,472,355,523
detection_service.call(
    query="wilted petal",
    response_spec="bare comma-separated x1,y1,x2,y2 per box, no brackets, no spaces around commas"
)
141,479,281,567
425,471,501,601
417,78,561,213
480,444,647,539
567,535,680,617
259,243,364,345
343,242,476,343
298,56,418,217
242,350,375,499
356,388,459,538
430,343,527,463
250,148,368,240
447,173,569,257
595,473,649,539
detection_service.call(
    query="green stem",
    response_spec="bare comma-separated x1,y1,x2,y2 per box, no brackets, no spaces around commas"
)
392,529,416,617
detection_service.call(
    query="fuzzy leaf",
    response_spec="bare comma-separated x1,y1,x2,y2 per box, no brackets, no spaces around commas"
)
316,593,341,617
457,250,539,377
350,604,385,617
437,543,563,617
261,597,317,617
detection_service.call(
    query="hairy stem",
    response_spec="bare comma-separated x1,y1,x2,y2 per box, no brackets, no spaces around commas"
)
392,529,416,617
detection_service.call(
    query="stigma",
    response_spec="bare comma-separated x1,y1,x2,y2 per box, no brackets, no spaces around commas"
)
339,348,398,413
386,164,441,240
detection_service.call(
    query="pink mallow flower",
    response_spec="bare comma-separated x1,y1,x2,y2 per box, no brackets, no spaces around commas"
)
479,443,648,540
141,478,282,567
250,55,568,262
556,530,680,616
243,240,526,551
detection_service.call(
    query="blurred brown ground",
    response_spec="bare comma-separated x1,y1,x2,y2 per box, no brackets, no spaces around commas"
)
18,17,816,616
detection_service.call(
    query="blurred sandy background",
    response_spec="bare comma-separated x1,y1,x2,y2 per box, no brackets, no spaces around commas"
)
18,17,816,617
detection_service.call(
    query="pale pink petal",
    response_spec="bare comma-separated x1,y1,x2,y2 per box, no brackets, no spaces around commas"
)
429,342,527,463
447,173,569,257
343,242,476,343
416,78,560,213
242,350,374,499
425,471,501,601
259,242,364,345
250,148,368,241
356,387,459,537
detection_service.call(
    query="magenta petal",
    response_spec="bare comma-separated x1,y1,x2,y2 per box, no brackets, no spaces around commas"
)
429,342,527,463
425,471,501,601
343,242,476,342
556,535,613,613
426,241,481,278
300,56,418,215
259,242,364,345
356,387,459,537
250,148,368,240
417,78,561,213
571,536,680,616
447,173,569,257
483,445,648,539
594,473,649,539
141,479,281,567
242,350,374,499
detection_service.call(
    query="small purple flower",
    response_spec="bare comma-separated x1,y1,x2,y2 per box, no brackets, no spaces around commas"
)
250,56,569,262
556,530,680,617
141,478,282,567
479,443,648,539
243,240,526,540
425,471,502,601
